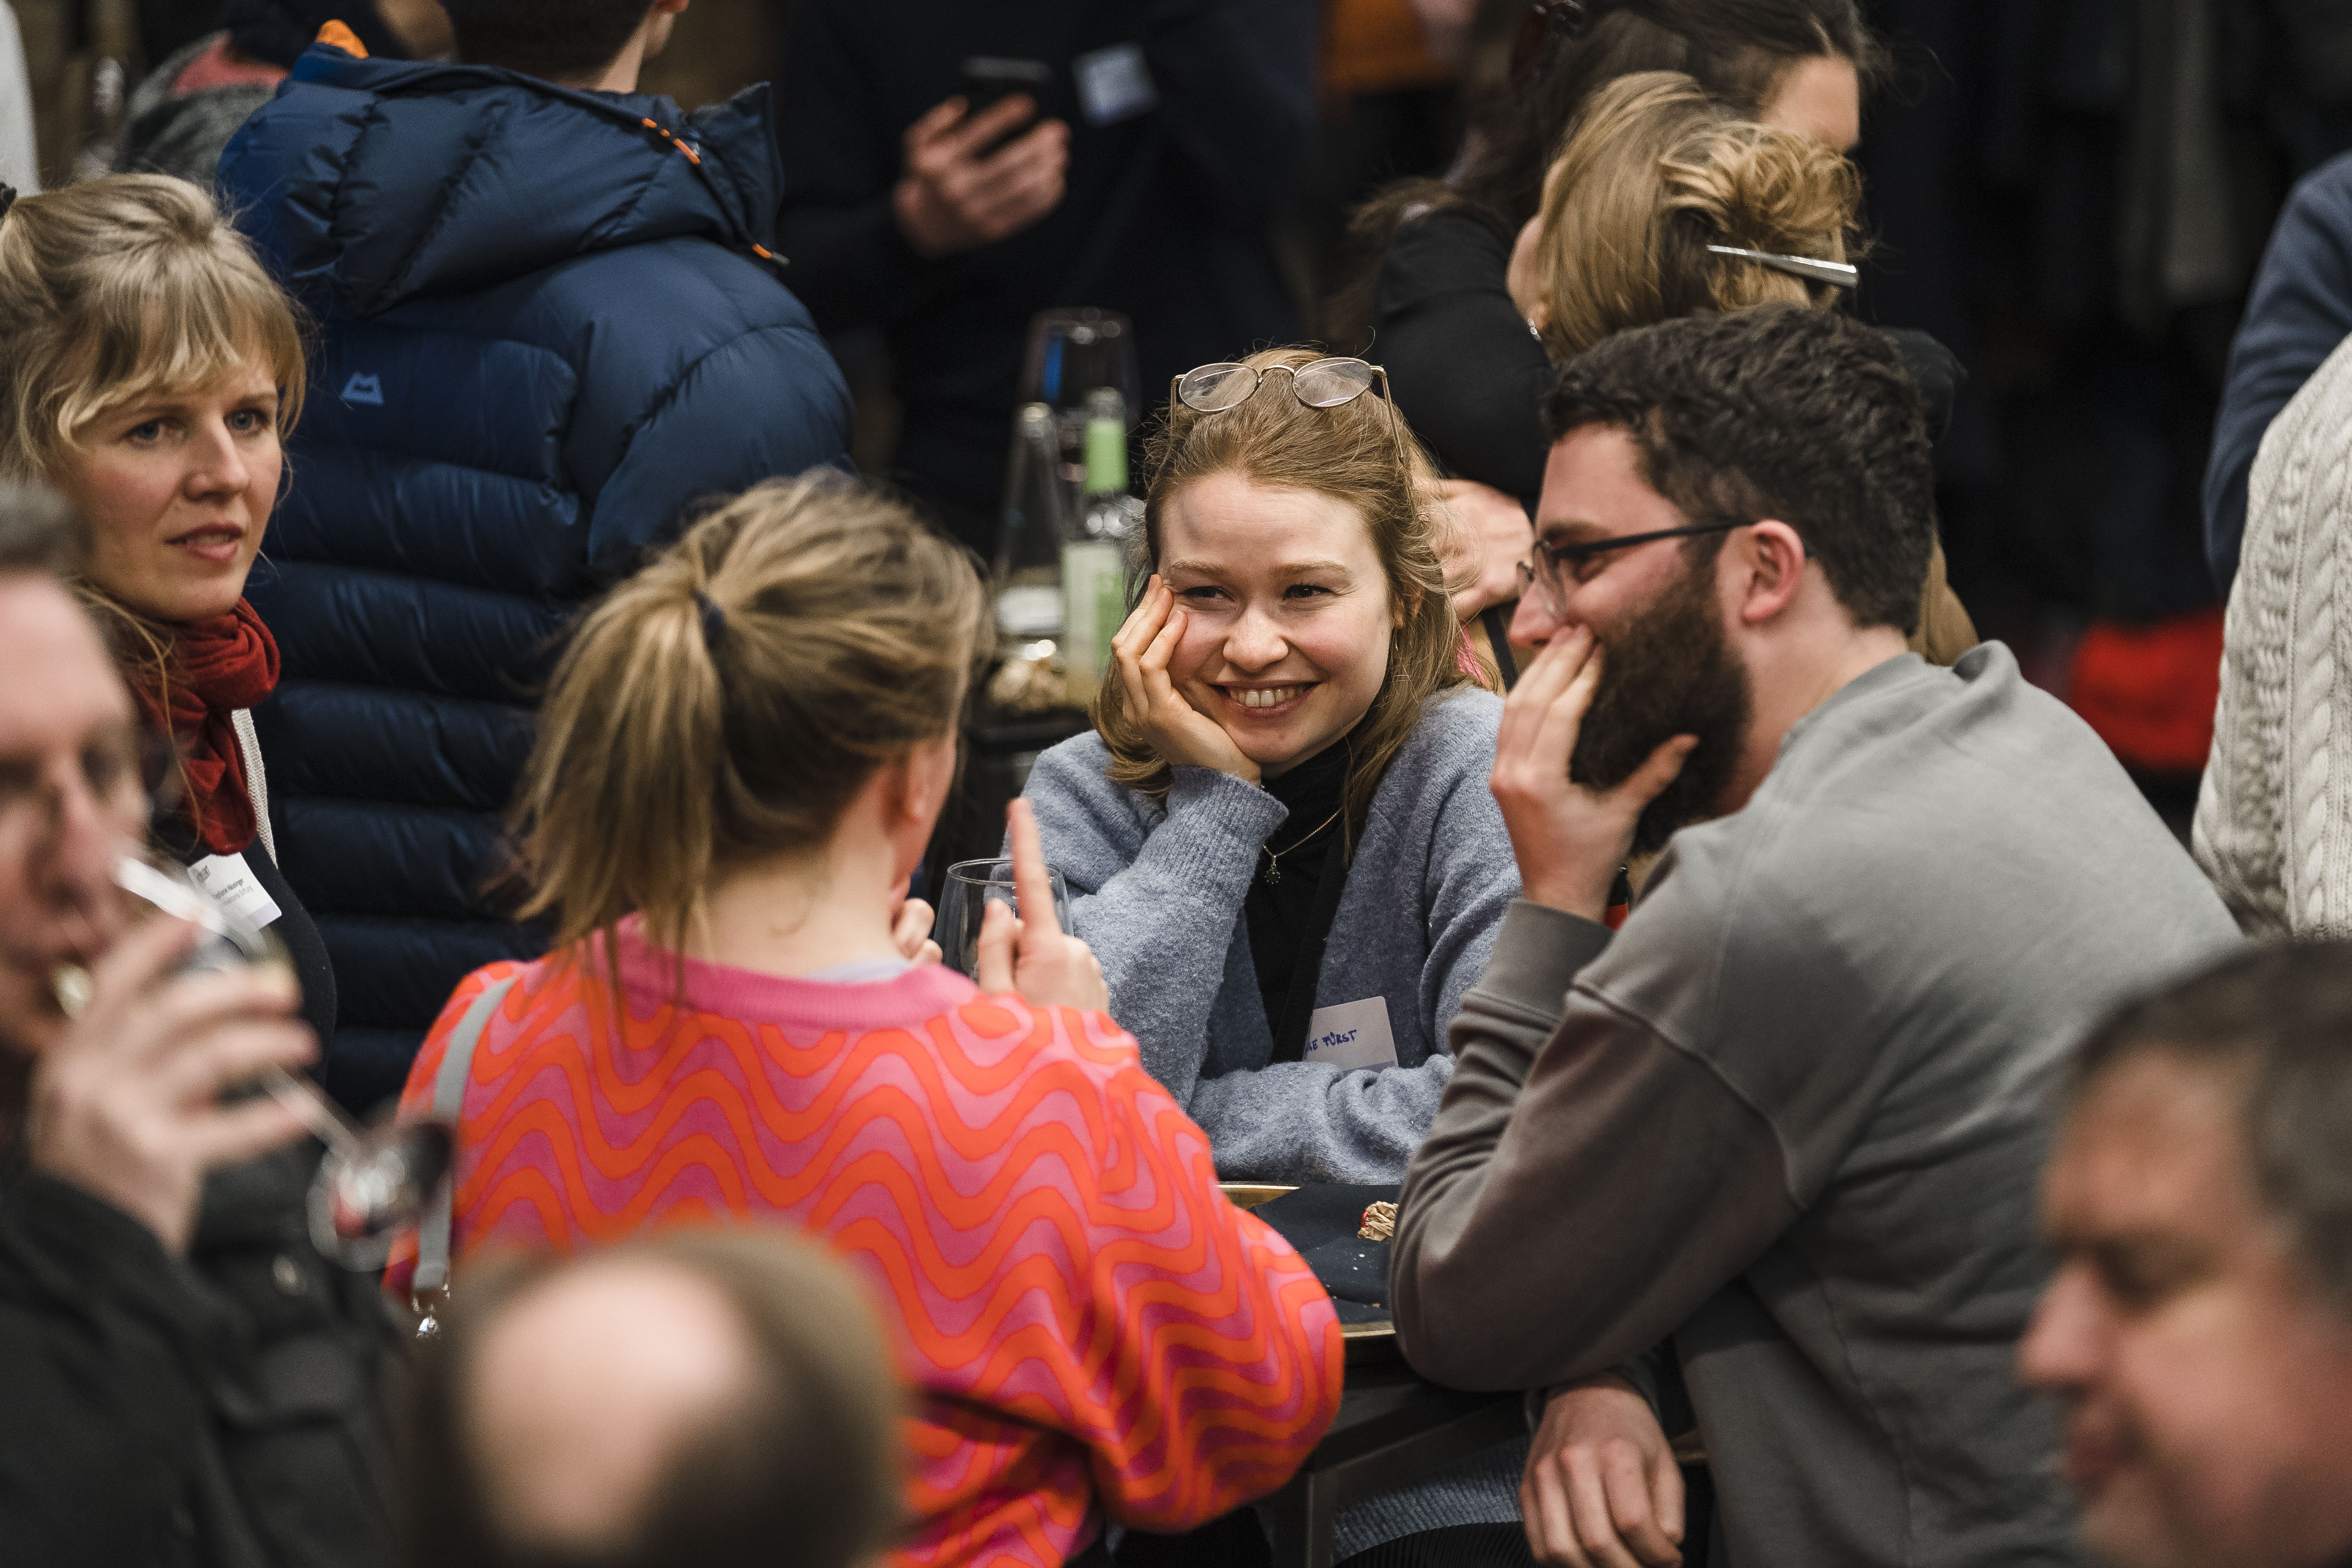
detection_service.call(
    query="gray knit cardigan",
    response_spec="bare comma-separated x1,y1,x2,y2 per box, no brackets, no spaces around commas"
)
1021,687,1517,1183
2197,330,2352,935
1024,689,1524,1555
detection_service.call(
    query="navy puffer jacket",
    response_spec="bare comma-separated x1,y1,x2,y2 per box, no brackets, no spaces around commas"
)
220,45,853,1112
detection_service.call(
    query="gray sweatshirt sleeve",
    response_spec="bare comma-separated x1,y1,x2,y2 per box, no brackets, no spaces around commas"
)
1390,901,1798,1392
1024,744,1285,1108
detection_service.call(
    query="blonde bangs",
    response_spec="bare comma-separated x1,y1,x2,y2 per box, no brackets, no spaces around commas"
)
54,267,307,452
0,174,307,483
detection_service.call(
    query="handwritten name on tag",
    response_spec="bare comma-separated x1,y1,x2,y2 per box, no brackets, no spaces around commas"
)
1302,996,1398,1072
188,852,283,930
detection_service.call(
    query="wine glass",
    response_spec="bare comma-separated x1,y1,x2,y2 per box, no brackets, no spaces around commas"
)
102,855,454,1271
934,857,1072,978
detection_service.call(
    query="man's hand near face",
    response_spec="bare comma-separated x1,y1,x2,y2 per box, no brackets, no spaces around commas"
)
1490,625,1694,921
893,94,1070,259
26,916,313,1255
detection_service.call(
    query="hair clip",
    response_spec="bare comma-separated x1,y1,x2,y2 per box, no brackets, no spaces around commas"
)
696,591,727,651
1706,245,1858,290
0,184,17,222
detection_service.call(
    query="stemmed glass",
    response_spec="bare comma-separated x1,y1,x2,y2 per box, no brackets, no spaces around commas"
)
934,857,1072,978
103,855,454,1270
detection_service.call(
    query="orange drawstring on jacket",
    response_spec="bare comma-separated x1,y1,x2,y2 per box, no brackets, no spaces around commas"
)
638,118,782,264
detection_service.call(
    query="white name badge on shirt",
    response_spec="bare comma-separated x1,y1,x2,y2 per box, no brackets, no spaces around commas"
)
188,852,283,930
1302,996,1399,1072
1074,42,1158,126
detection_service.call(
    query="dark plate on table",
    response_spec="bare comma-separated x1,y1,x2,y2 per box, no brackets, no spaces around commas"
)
1222,1182,1404,1366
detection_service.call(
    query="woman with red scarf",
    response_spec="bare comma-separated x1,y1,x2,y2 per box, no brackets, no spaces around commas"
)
0,174,337,1074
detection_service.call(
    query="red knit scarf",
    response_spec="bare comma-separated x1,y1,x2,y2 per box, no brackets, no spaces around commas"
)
127,600,281,856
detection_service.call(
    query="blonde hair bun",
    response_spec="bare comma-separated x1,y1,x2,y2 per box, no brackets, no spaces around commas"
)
1664,119,1861,308
1528,71,1864,360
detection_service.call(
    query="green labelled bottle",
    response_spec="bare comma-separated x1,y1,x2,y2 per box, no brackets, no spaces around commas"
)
1063,386,1134,707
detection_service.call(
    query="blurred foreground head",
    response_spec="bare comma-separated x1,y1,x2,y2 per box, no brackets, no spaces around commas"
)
400,1227,904,1568
0,484,142,1065
2021,942,2352,1568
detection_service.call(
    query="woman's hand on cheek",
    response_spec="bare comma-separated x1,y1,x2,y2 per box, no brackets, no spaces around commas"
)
1112,576,1262,785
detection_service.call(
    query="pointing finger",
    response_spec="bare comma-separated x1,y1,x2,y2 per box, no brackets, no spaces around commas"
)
1004,799,1064,944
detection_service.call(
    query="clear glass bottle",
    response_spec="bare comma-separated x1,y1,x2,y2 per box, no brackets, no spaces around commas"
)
990,403,1073,713
1062,387,1138,708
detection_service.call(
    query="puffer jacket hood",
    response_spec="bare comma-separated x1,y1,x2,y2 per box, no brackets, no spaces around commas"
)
234,43,783,319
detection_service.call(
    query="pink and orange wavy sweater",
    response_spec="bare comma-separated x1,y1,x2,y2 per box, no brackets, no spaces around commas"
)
387,924,1343,1568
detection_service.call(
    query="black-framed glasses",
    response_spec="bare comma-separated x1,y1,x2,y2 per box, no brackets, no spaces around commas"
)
1516,519,1752,614
1172,358,1388,414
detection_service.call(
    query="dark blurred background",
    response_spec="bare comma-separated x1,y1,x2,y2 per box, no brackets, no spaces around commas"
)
17,0,2347,819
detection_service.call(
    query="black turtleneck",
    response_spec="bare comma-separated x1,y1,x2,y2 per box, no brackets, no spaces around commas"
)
1244,733,1352,1055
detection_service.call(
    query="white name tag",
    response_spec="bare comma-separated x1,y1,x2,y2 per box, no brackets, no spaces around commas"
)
1074,42,1157,126
188,852,283,931
1302,996,1398,1072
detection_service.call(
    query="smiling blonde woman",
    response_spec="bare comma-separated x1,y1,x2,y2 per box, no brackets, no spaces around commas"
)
1020,345,1525,1561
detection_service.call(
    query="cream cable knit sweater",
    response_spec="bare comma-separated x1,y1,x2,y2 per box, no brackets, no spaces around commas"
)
2196,331,2352,935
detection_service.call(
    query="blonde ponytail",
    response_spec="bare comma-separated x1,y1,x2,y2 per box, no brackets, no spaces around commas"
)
514,476,988,966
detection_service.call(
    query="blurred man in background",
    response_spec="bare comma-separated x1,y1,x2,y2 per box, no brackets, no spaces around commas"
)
771,0,1317,552
111,0,456,184
2022,942,2352,1568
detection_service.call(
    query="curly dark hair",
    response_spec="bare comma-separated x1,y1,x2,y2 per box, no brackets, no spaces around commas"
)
1543,304,1935,635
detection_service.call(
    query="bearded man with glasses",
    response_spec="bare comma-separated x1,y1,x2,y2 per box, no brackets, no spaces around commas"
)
1388,306,2240,1568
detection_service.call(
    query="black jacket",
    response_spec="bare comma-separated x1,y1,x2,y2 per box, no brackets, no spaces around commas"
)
0,1145,402,1566
772,0,1317,543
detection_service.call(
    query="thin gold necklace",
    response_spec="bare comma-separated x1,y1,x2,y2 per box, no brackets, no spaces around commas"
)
1259,807,1343,887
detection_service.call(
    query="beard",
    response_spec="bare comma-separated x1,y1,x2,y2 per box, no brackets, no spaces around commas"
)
1568,555,1755,857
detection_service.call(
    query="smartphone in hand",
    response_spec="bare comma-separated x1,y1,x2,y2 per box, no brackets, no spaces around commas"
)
960,56,1053,154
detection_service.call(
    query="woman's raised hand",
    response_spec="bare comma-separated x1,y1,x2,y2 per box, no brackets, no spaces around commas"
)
975,800,1108,1013
1110,576,1261,784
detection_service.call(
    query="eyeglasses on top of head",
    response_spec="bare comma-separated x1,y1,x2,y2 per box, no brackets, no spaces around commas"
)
1172,357,1389,414
1514,517,1754,612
